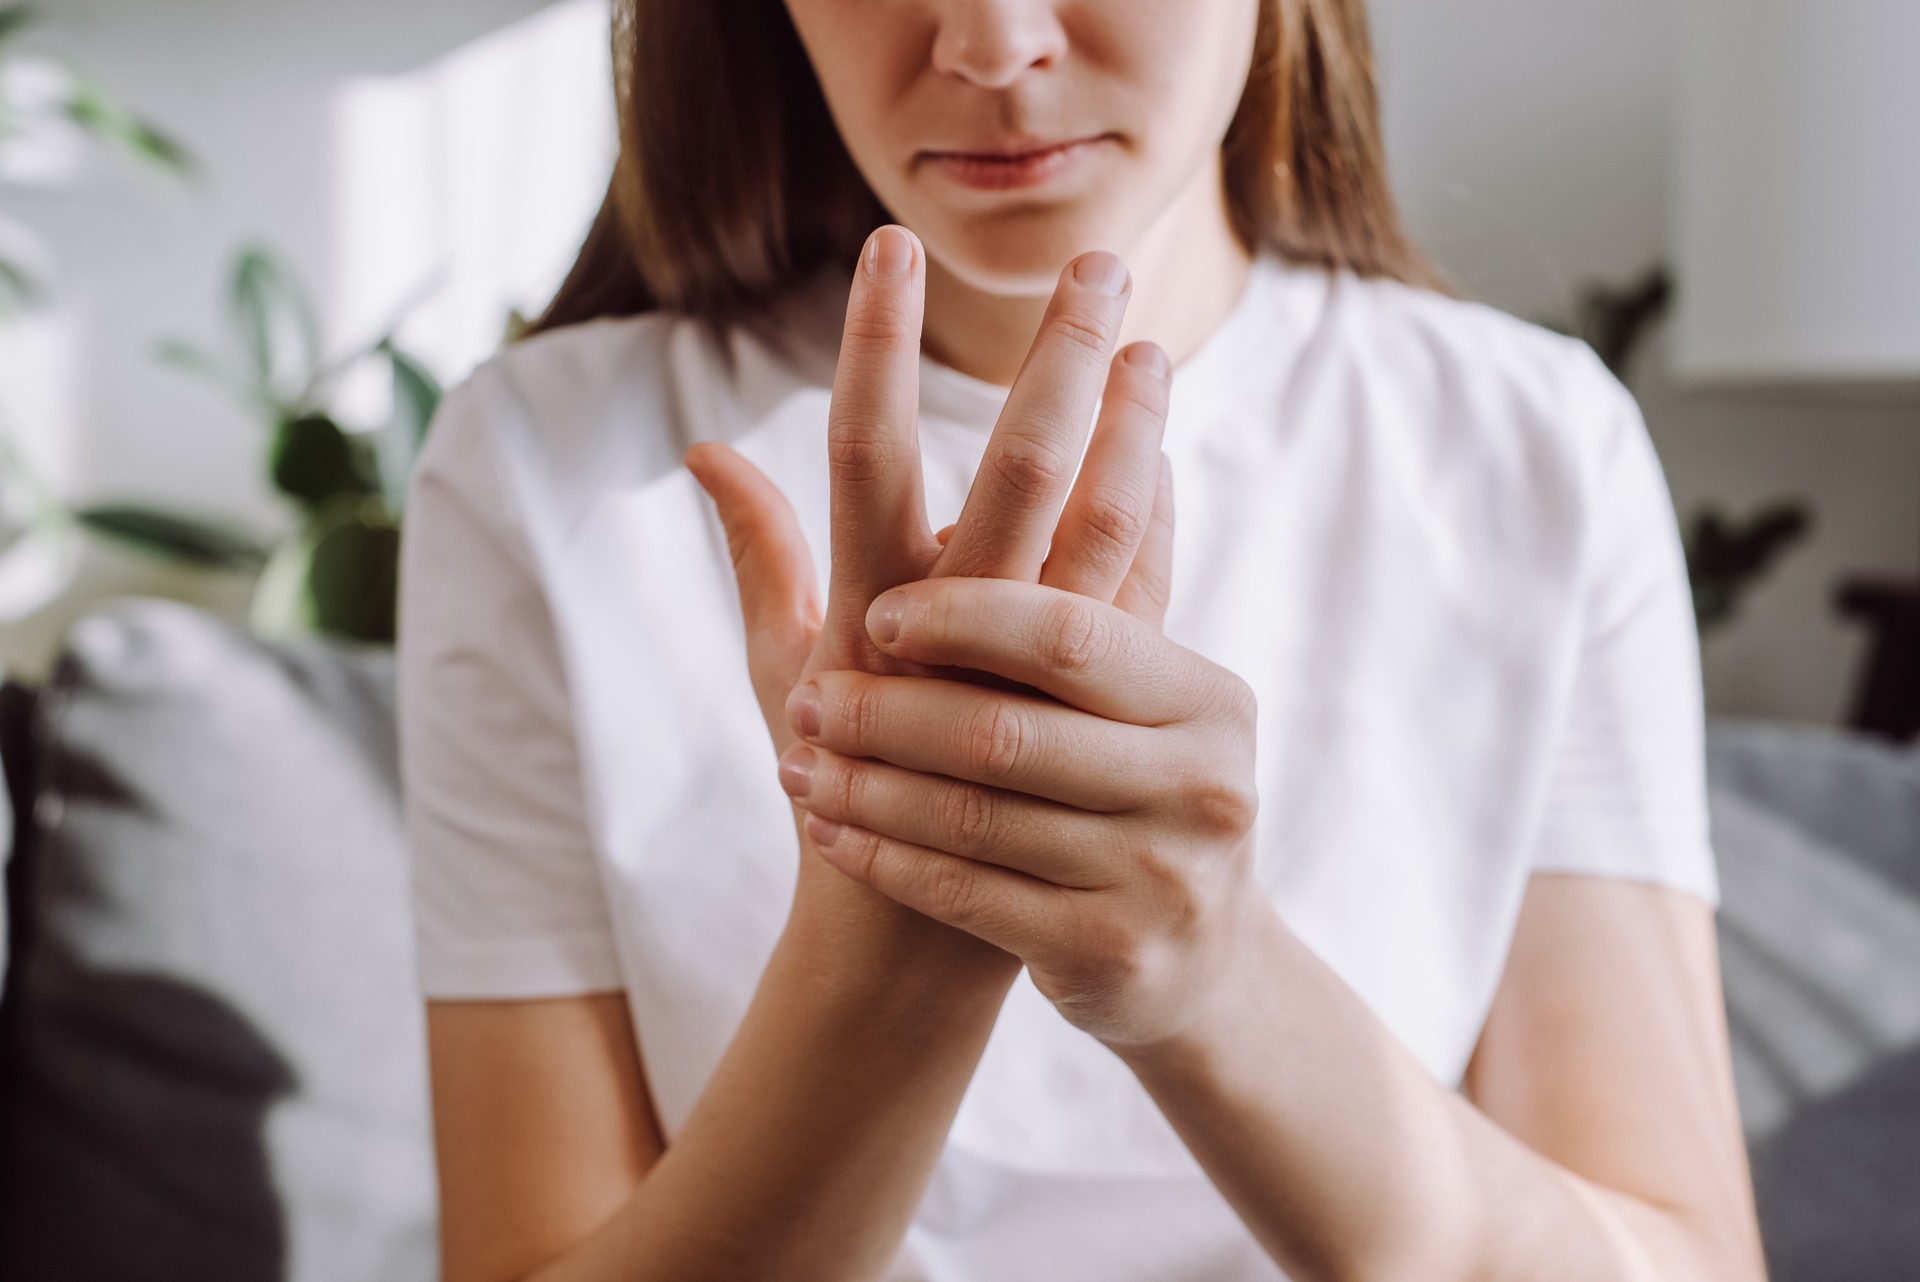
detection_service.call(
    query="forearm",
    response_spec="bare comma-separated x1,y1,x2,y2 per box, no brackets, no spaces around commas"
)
531,870,1020,1282
1116,908,1754,1282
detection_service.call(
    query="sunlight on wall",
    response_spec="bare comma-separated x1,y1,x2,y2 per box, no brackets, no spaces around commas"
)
0,310,77,509
331,0,614,414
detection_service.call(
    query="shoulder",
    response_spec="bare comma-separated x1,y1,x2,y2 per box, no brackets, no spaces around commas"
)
1289,264,1654,537
425,280,842,495
437,312,702,473
1330,267,1629,425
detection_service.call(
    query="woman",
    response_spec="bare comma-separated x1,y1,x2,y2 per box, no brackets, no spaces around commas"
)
397,1,1767,1279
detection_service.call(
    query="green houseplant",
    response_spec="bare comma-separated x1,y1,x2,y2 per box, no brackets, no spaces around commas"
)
0,3,193,312
155,246,442,644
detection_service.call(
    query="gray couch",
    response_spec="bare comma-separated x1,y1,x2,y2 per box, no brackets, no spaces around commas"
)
0,597,1914,1280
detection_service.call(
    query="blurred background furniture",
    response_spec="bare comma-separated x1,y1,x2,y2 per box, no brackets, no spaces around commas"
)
0,599,434,1281
0,597,1915,1281
1674,0,1920,749
1836,578,1920,742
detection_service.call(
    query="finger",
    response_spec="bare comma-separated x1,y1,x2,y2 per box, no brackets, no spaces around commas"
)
1040,341,1169,602
803,810,1065,959
1112,450,1175,629
827,224,938,605
934,522,955,547
789,670,1169,812
935,251,1132,581
685,441,821,699
778,742,1123,888
865,578,1232,726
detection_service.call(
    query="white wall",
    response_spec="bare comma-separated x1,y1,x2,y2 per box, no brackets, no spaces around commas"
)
6,0,1914,723
1371,0,1920,726
4,0,608,538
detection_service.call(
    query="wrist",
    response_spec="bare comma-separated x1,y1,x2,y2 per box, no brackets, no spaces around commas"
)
785,858,1024,1002
1104,894,1294,1082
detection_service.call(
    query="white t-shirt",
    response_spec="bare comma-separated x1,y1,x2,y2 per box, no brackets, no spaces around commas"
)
397,249,1720,1282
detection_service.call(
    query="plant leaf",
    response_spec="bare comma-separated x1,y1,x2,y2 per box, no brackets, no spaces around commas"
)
385,343,442,450
60,72,196,178
231,247,321,409
151,336,285,419
0,254,40,313
74,504,270,571
0,5,38,48
270,412,380,510
151,337,227,385
372,341,442,515
302,502,400,644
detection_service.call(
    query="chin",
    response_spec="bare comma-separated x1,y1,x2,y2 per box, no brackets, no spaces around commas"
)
914,203,1138,298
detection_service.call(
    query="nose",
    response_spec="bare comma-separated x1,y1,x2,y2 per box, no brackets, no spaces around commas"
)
929,0,1068,89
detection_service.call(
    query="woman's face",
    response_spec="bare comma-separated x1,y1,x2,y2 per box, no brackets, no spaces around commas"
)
782,0,1261,294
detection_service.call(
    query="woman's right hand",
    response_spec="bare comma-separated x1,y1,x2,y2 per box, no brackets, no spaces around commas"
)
685,223,1175,958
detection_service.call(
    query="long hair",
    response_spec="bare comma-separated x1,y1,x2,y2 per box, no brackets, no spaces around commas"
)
528,0,1450,339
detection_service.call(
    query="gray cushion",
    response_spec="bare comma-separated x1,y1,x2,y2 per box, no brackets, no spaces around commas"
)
1708,719,1920,1281
0,598,435,1281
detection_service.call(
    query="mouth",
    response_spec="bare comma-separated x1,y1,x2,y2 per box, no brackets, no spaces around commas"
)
918,133,1114,192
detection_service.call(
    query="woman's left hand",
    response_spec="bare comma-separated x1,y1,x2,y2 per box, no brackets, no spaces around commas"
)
778,574,1269,1050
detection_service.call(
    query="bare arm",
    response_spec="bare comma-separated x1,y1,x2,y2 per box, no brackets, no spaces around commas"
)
430,915,1017,1282
1114,876,1767,1282
425,227,1178,1282
771,576,1769,1282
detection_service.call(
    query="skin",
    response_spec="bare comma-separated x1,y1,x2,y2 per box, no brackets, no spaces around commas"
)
785,0,1260,384
428,3,1769,1280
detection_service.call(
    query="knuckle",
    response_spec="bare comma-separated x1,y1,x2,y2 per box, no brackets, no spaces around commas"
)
1069,915,1144,996
942,782,997,852
838,825,883,882
985,434,1073,505
1202,668,1258,731
837,678,885,750
920,583,962,647
962,699,1027,781
841,300,915,347
829,754,870,819
1187,773,1259,840
1041,600,1109,674
825,427,898,484
927,859,983,926
1074,486,1149,558
1048,307,1113,357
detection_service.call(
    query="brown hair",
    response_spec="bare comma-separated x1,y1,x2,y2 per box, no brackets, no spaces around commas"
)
530,0,1450,339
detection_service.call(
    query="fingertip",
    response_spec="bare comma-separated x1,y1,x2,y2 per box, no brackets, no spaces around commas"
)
1071,250,1130,296
866,589,908,647
1121,341,1170,380
863,224,918,280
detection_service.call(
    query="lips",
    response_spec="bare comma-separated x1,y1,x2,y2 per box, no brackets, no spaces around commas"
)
919,134,1113,191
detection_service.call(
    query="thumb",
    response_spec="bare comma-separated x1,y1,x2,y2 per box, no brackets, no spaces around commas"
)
685,441,822,704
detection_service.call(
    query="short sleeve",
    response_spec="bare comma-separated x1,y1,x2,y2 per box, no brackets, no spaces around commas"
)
397,369,627,998
1526,351,1722,910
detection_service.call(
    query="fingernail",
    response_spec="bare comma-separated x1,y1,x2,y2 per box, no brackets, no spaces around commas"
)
867,592,906,645
1074,251,1129,296
865,226,913,279
805,812,842,848
787,682,822,739
1124,342,1169,379
777,744,815,798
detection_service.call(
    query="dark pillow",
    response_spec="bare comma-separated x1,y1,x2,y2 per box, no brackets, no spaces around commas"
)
0,598,435,1281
